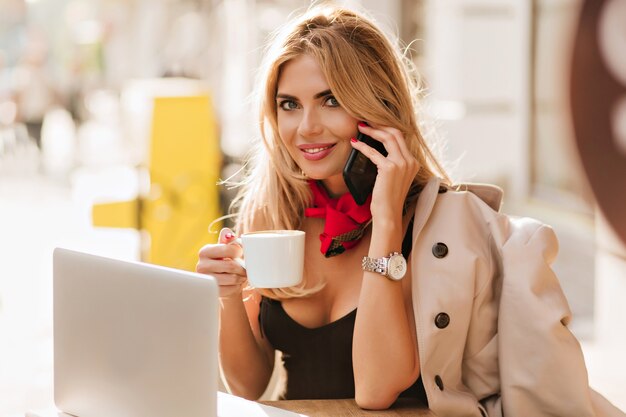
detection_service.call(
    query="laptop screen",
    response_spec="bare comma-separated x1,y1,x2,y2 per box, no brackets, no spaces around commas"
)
53,248,218,417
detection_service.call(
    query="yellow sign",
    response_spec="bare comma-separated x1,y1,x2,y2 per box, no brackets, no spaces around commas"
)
93,95,221,271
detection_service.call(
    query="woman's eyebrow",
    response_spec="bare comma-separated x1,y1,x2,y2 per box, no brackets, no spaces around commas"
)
276,93,297,100
275,89,332,100
313,89,332,99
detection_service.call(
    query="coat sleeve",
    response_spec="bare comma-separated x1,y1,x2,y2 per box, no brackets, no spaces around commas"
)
497,217,597,416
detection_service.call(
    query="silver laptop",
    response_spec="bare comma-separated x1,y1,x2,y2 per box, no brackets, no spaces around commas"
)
53,248,219,417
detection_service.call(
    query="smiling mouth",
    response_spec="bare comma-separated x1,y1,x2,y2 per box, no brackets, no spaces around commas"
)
299,143,337,161
302,144,335,154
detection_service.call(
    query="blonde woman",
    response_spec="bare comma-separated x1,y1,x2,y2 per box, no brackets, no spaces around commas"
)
197,4,624,416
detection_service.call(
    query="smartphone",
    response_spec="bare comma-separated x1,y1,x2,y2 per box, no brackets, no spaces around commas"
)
342,131,388,205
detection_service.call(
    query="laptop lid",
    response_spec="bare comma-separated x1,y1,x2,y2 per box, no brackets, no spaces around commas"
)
53,248,218,417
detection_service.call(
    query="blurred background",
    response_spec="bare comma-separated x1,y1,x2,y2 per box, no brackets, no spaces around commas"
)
1,0,625,415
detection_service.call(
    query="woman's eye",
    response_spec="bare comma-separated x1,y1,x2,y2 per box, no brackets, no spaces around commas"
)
279,100,299,111
324,96,340,107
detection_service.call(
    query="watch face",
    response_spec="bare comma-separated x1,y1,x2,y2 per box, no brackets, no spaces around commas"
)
388,255,407,280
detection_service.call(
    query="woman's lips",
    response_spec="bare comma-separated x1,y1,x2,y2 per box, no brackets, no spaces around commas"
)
298,143,336,161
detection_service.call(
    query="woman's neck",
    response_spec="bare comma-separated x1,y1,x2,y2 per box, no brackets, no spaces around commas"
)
320,177,349,198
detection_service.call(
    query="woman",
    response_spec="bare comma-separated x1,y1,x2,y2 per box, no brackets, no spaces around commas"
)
196,4,624,416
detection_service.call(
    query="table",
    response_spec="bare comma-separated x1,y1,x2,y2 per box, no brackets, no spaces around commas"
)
262,398,435,416
24,395,434,417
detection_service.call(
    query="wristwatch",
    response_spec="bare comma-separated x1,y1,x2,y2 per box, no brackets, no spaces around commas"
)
361,252,407,281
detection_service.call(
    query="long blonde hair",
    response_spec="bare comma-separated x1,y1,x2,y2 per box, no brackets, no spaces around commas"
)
229,4,450,298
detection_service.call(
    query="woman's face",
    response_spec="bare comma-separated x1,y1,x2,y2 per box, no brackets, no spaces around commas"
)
276,54,358,197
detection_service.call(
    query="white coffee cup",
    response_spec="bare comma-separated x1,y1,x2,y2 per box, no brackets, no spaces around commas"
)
234,230,305,288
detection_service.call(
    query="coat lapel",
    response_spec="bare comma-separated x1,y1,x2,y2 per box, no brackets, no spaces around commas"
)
411,177,442,245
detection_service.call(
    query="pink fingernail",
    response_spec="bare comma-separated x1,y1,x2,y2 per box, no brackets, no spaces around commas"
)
358,122,367,127
350,137,358,143
225,232,235,240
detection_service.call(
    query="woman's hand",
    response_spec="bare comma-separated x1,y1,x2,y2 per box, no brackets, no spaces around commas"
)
350,122,420,223
196,227,247,299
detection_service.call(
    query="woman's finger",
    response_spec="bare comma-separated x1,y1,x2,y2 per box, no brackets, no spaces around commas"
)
219,227,237,244
212,273,248,287
350,137,387,166
196,258,246,276
357,123,403,159
369,124,414,158
359,123,421,178
374,125,419,176
198,242,243,260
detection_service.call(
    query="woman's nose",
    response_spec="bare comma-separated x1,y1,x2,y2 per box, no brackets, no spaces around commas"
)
297,109,323,137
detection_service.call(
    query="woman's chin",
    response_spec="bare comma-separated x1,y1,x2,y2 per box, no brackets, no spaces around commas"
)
302,168,341,182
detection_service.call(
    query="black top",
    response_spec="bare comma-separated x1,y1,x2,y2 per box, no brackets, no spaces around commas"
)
258,218,428,402
259,297,427,401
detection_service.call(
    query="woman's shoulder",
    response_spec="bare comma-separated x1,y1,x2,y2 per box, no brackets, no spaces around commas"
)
435,180,556,250
445,182,504,213
411,177,504,223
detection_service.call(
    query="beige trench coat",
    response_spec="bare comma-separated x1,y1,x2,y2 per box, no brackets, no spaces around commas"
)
410,177,625,417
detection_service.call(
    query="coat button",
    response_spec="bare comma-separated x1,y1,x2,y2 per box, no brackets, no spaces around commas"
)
435,312,450,329
432,242,448,258
434,375,444,391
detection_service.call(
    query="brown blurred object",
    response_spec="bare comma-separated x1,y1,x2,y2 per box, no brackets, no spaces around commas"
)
571,0,626,247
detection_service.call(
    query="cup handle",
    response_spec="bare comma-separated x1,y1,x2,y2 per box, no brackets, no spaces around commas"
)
229,237,245,269
233,257,246,269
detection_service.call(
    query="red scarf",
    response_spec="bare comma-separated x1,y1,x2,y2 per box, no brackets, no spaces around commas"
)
304,180,372,257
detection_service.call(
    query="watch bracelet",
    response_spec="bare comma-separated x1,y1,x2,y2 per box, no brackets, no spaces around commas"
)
361,256,388,273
